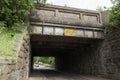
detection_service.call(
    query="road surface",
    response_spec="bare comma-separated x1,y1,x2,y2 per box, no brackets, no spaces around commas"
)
29,64,111,80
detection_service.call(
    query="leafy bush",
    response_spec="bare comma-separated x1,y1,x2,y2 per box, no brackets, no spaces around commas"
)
0,22,5,33
110,0,120,28
0,22,24,60
0,0,47,59
34,57,55,65
0,0,35,27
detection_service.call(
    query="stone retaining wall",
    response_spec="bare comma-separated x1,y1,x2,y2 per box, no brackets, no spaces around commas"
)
0,59,16,80
0,28,30,80
16,36,30,80
101,27,120,79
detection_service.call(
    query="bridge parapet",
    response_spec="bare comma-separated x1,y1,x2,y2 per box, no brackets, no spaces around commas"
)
30,5,105,39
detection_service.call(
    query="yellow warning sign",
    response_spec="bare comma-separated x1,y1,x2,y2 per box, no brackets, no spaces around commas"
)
64,29,78,36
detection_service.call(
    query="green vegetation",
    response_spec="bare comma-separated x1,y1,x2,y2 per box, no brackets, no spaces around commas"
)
0,0,47,59
34,57,55,65
110,0,120,28
0,22,24,60
0,0,34,27
0,0,35,58
0,0,47,27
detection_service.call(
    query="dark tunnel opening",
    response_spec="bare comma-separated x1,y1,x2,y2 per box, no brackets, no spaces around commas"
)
29,35,103,76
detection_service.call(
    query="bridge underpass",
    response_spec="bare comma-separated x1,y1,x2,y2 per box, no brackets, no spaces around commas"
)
30,34,104,77
28,5,112,80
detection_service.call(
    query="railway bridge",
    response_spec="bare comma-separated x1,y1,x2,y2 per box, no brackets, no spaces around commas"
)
29,5,119,76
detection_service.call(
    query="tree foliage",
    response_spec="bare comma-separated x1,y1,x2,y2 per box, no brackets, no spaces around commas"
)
35,0,47,4
0,0,46,27
110,0,120,28
0,0,34,27
34,57,54,65
111,0,120,5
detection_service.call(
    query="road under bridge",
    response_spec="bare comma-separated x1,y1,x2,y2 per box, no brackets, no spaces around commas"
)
28,5,119,80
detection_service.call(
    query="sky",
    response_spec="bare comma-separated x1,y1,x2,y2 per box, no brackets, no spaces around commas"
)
47,0,113,10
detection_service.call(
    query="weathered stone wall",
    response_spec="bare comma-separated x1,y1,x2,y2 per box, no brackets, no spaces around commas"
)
100,27,120,79
0,28,30,80
55,43,104,75
0,59,17,80
16,36,30,80
70,43,104,75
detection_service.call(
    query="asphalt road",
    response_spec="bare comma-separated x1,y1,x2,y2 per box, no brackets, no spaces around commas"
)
29,64,111,80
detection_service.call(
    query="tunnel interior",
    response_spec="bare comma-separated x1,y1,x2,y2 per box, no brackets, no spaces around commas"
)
30,35,103,75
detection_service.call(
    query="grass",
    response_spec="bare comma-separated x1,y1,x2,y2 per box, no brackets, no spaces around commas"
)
0,22,23,60
0,32,19,60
